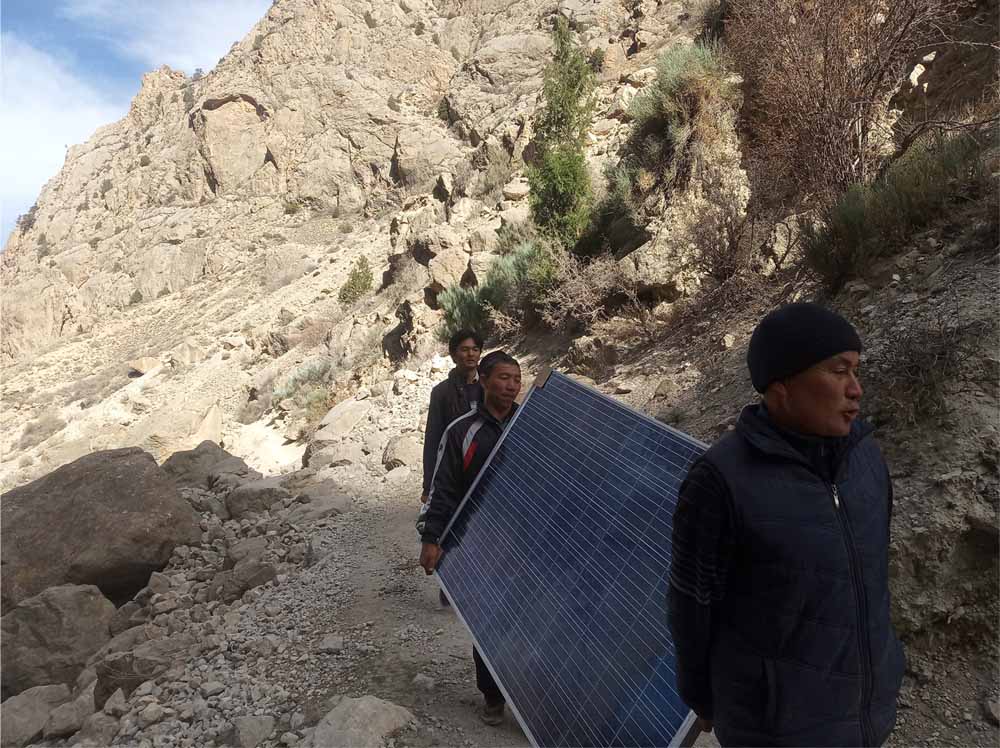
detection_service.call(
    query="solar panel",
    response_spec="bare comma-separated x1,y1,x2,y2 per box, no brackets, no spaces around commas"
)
436,369,707,748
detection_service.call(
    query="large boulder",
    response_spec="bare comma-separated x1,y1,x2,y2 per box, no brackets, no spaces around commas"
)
0,684,72,748
309,696,414,748
313,400,372,443
43,680,97,739
92,632,195,709
2,585,114,699
206,562,277,605
160,440,262,493
226,477,292,520
1,448,201,613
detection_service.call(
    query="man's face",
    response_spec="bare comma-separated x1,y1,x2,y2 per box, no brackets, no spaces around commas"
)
483,364,522,411
772,351,863,437
451,338,481,372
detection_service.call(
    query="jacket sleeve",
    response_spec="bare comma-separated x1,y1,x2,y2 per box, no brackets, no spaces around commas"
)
667,459,733,722
422,385,446,495
420,428,465,545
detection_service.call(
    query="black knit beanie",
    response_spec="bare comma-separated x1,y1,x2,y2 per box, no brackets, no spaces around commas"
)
747,303,863,393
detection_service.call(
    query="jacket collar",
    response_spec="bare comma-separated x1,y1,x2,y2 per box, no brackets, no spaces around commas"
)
447,367,479,386
480,400,518,428
736,403,873,478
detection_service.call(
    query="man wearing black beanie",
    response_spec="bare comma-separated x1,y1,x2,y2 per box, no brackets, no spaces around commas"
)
668,302,905,747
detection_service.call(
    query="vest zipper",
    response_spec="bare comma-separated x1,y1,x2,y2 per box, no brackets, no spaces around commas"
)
831,484,875,745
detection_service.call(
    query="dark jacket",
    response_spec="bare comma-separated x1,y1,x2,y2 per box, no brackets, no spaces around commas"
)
668,405,905,747
417,403,517,544
421,368,483,495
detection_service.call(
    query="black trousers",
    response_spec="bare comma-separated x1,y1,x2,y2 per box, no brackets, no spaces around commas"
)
473,647,505,705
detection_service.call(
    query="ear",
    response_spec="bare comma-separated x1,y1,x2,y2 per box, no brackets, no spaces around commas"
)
764,380,788,409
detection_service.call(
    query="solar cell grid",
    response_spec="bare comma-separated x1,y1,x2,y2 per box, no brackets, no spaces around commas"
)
437,371,705,747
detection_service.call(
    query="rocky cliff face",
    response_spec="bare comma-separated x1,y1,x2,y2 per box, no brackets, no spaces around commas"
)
2,0,698,362
0,0,712,482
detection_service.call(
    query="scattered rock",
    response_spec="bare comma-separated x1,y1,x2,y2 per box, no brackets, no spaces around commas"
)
103,689,127,717
985,698,1000,726
309,695,414,748
1,448,201,612
722,333,736,349
43,679,97,739
501,178,530,201
93,632,194,708
382,435,422,470
201,681,225,697
412,673,436,689
0,683,72,748
70,711,119,746
225,537,269,569
565,336,618,382
318,635,344,653
234,714,276,748
226,477,292,520
2,584,115,698
206,562,277,604
137,701,165,727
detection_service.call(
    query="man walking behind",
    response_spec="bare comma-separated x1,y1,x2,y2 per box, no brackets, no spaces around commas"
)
421,329,484,505
669,303,905,747
418,350,522,726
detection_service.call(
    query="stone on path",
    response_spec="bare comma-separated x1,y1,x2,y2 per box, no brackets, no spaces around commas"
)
309,695,414,748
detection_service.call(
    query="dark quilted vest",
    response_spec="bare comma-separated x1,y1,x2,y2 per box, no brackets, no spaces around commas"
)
703,406,905,747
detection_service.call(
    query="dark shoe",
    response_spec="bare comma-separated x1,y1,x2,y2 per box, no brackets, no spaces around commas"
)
480,701,505,726
438,589,450,607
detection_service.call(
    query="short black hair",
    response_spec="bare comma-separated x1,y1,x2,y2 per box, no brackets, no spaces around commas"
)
448,329,484,355
479,350,520,379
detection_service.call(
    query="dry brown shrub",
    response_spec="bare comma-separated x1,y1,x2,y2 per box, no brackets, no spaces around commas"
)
728,0,965,200
538,252,635,333
297,317,336,350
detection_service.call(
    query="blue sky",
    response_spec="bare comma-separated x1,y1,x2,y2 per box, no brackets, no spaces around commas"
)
1,0,270,244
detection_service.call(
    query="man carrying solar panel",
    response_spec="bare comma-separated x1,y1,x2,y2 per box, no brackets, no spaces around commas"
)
668,303,905,747
417,350,522,726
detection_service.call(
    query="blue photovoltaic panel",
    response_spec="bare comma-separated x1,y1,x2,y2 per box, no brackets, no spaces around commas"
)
436,370,706,748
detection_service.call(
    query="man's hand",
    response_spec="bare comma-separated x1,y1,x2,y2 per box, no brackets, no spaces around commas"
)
696,717,713,733
419,493,428,504
419,543,443,575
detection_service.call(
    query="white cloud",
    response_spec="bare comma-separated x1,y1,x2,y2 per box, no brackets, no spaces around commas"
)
0,33,128,243
60,0,272,75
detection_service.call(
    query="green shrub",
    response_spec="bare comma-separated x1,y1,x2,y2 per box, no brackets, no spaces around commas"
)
529,145,592,247
533,18,596,147
438,286,491,342
284,200,302,215
495,221,538,255
803,134,988,289
338,257,374,304
438,241,558,340
274,359,332,402
528,17,596,247
627,43,736,190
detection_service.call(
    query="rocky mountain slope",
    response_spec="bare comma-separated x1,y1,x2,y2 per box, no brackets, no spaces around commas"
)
1,0,996,746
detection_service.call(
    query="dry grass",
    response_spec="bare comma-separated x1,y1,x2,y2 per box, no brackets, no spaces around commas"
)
864,316,991,427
